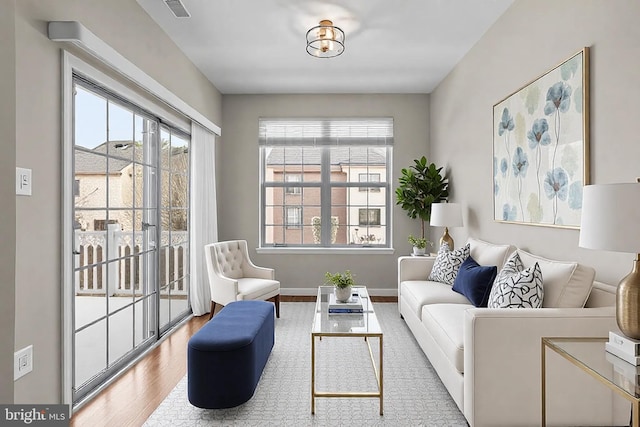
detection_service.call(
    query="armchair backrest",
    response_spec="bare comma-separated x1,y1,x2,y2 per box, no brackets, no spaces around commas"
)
209,240,249,279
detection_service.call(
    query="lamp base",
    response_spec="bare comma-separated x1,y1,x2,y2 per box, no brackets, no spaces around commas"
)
616,254,640,339
440,227,454,250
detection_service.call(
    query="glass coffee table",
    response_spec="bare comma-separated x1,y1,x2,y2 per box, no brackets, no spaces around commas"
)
311,286,383,415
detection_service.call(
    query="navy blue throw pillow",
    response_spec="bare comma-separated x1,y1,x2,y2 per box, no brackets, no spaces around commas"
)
452,255,498,307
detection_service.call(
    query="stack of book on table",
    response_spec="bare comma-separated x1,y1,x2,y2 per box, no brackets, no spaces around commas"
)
605,331,640,394
606,331,640,365
605,351,640,396
328,292,363,314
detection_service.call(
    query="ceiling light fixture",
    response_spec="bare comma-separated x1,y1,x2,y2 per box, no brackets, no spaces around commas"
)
306,20,345,58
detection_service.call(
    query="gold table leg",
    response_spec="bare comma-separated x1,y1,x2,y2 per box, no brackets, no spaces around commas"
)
379,335,384,415
311,334,316,414
311,333,383,415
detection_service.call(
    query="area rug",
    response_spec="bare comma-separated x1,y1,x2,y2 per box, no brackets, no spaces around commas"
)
143,302,467,426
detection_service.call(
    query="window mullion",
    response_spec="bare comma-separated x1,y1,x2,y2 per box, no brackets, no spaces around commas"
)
320,147,331,246
385,147,392,246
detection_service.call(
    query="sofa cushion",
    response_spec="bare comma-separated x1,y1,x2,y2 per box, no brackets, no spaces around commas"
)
467,237,515,271
401,281,472,320
428,243,470,285
452,256,498,307
517,249,594,308
488,252,544,308
422,303,469,373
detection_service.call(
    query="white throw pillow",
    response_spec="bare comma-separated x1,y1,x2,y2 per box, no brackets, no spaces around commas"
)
488,252,544,308
467,237,515,271
428,243,470,286
517,249,594,308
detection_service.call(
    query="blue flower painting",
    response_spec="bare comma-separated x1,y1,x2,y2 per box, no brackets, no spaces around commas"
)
527,118,550,214
512,147,529,221
544,167,569,201
498,108,515,136
512,147,529,178
545,81,573,172
497,108,515,208
500,158,508,177
544,167,569,224
544,82,572,115
493,48,588,228
527,119,551,149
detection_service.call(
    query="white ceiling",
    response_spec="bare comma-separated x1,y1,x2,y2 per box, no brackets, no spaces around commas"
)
136,0,514,94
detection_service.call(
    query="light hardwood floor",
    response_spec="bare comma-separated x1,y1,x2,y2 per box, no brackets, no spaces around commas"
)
70,314,209,427
70,295,396,427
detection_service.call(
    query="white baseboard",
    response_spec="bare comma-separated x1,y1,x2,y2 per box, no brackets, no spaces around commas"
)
281,287,398,297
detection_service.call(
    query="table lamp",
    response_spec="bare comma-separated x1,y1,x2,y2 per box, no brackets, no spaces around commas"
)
430,203,463,250
579,182,640,339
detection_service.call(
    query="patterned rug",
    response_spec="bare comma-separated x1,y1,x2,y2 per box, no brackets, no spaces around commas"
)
144,302,467,426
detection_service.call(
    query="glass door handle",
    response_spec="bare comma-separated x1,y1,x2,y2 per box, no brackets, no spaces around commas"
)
142,222,156,230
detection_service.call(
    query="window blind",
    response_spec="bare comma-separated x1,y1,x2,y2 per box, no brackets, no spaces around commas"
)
258,118,394,146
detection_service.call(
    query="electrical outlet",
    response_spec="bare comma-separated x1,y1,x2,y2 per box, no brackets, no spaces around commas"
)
14,345,33,380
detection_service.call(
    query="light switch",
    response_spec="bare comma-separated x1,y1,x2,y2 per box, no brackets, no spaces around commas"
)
16,167,32,196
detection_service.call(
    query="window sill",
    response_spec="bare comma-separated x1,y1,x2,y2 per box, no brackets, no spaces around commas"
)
256,247,396,255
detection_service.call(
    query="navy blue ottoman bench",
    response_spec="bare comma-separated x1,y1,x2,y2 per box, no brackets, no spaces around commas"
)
187,300,275,409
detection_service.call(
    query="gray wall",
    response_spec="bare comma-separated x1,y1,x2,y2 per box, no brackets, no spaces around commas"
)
220,94,430,293
0,0,17,404
9,0,222,404
430,0,640,285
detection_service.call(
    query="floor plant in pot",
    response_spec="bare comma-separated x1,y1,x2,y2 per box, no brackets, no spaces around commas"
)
396,156,449,244
325,270,355,303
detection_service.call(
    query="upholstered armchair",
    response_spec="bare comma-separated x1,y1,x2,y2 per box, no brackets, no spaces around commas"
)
204,240,280,319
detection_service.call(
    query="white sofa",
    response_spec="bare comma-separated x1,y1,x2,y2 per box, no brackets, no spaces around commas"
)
398,237,628,427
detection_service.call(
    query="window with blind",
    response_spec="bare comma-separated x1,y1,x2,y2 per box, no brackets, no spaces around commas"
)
259,118,393,248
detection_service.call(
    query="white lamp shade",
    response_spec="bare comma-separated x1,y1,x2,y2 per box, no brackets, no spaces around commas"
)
430,203,463,227
579,183,640,253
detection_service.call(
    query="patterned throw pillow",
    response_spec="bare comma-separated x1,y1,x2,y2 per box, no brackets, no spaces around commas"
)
428,243,471,285
487,252,544,308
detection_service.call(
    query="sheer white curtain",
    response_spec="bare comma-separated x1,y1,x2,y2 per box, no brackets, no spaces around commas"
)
189,123,218,316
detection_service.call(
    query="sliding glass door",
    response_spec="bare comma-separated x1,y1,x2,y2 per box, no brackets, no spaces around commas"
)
71,77,190,404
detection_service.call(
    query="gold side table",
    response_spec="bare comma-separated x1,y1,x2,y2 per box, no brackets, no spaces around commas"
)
311,286,383,415
542,337,638,426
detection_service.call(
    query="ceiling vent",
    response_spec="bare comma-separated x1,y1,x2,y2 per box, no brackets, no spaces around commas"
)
164,0,190,18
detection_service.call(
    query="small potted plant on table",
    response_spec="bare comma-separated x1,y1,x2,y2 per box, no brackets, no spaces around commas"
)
408,235,431,256
325,270,355,302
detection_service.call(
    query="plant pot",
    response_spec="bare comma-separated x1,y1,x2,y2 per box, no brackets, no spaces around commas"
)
334,286,352,303
413,246,426,256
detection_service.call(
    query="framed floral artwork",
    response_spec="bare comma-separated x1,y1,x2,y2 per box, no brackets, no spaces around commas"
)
493,47,590,228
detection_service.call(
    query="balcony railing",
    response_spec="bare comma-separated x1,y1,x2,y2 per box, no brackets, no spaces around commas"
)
74,227,188,296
